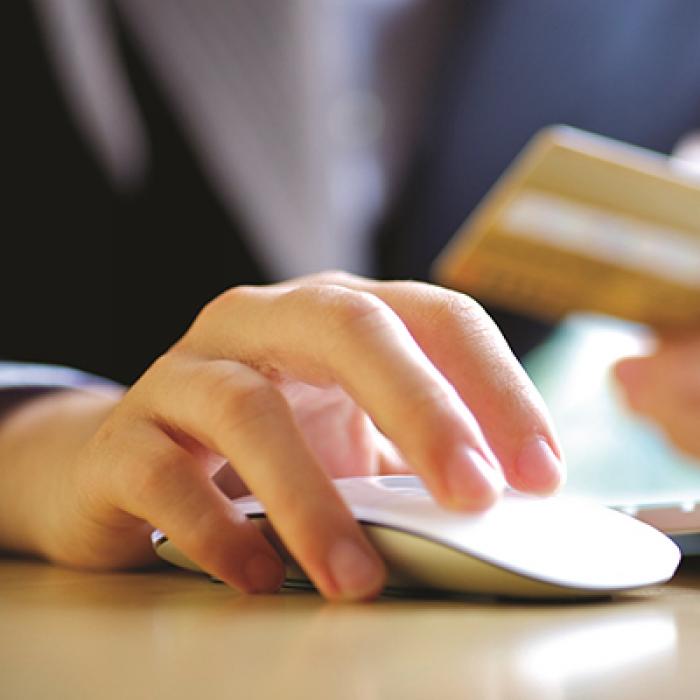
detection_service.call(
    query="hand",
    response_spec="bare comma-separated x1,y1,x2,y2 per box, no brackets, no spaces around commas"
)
613,136,700,459
0,272,564,601
614,333,700,459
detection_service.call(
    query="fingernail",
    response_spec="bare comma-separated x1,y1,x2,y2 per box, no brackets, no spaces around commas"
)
445,446,504,509
244,552,285,593
516,437,565,494
327,538,384,599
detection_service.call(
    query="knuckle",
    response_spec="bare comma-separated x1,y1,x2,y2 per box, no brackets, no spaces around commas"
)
402,384,451,422
396,386,455,449
327,288,396,337
128,448,179,509
278,284,323,308
282,284,396,339
177,507,234,557
204,366,284,435
431,291,488,329
187,285,259,336
210,284,258,311
301,269,359,287
425,291,510,362
146,350,179,381
130,351,182,404
422,435,458,468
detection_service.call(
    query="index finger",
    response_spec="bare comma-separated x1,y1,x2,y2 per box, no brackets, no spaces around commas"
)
289,273,565,495
182,284,505,510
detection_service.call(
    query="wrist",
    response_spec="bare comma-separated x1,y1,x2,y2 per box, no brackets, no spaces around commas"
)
0,388,122,559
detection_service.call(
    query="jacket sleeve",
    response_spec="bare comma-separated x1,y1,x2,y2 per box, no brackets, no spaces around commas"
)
0,363,122,420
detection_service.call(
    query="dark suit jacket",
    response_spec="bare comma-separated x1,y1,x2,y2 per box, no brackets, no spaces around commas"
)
5,1,699,384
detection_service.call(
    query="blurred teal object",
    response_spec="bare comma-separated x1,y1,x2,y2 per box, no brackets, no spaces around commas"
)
524,315,700,505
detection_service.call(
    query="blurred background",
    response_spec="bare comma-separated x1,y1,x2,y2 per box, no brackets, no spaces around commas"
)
525,315,700,502
4,1,700,501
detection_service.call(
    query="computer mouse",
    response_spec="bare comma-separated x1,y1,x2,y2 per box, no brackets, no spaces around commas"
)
151,475,681,599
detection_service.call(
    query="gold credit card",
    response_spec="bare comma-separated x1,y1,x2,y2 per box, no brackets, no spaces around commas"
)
433,126,700,329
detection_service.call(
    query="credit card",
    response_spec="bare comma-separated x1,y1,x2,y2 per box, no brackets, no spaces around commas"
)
433,126,700,329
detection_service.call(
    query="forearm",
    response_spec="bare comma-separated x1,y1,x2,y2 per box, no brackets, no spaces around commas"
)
0,389,122,558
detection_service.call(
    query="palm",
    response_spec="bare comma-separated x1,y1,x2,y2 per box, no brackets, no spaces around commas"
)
279,380,380,479
207,379,394,504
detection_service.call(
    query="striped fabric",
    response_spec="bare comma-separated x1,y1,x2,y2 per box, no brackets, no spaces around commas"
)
34,0,451,277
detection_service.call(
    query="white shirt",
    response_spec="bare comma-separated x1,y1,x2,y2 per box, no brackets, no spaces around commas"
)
34,0,451,278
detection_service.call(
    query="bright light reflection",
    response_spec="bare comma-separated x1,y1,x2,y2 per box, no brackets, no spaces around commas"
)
562,317,652,402
519,614,676,686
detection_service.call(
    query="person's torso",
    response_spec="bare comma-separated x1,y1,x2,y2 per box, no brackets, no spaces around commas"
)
5,1,699,383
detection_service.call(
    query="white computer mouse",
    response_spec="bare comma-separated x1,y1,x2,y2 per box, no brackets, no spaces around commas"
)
152,475,681,599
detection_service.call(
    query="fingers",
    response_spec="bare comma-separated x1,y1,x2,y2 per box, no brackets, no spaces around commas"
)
183,284,505,510
105,420,285,593
277,381,379,479
104,273,566,600
372,423,413,475
290,273,565,495
615,340,700,458
615,339,700,416
133,355,386,601
356,278,564,494
614,356,659,415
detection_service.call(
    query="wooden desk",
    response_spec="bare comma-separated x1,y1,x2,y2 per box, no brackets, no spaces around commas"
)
1,558,699,699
